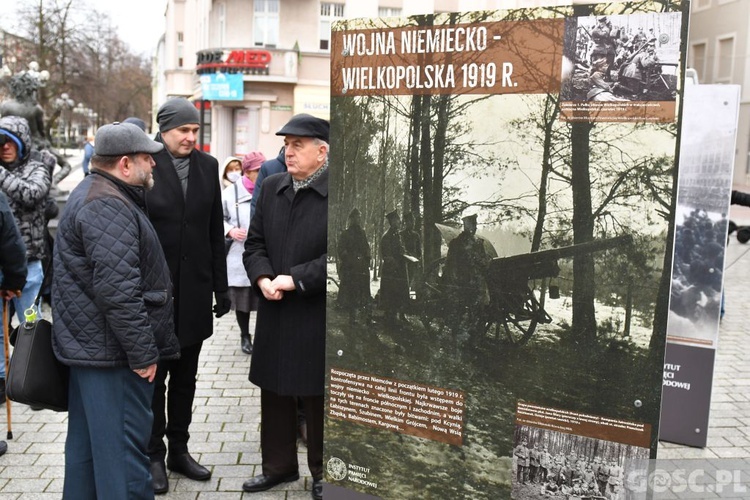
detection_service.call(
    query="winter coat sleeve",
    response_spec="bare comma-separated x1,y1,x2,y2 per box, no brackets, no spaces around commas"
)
731,190,750,207
0,161,51,209
78,198,159,368
290,253,327,296
222,184,234,236
250,164,269,220
209,168,229,293
0,192,27,291
244,183,275,288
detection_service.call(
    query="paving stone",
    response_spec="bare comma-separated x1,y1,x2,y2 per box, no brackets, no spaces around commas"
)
0,159,747,497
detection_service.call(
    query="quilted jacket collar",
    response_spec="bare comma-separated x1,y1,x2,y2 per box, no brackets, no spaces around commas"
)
91,170,148,213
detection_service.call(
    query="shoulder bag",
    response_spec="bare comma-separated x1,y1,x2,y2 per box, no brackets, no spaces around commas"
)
7,294,69,412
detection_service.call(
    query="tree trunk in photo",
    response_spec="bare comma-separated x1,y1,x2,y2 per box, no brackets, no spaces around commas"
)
408,95,422,221
531,95,559,253
430,93,450,255
650,208,676,353
624,280,633,337
570,121,597,341
421,95,441,268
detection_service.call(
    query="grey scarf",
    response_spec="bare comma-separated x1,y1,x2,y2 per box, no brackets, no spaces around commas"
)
170,153,191,197
292,159,328,192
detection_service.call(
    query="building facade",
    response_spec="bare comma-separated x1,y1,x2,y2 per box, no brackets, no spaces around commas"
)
155,0,565,163
688,0,750,185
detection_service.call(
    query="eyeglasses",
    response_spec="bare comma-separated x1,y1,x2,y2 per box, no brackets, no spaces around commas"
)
0,135,8,146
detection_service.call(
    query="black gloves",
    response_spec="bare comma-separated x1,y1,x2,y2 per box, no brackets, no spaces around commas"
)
213,291,232,318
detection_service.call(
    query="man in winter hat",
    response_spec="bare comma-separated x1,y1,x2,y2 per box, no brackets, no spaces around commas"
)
0,115,51,397
144,98,230,494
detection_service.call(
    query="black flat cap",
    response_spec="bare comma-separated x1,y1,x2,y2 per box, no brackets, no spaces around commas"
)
275,113,329,142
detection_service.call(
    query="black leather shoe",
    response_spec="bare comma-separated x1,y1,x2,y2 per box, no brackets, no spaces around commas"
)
242,472,299,492
312,477,323,500
241,334,253,355
167,452,211,481
150,460,169,494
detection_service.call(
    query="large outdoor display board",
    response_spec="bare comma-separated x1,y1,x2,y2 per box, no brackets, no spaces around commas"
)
324,2,689,498
660,84,740,448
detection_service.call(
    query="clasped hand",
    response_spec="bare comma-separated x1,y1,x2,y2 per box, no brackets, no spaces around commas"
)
228,227,247,241
258,275,295,301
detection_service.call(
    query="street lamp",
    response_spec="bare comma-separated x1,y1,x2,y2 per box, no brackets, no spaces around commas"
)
73,102,88,144
54,93,75,154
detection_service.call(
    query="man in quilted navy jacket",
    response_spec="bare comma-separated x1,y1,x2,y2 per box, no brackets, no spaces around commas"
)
51,122,181,500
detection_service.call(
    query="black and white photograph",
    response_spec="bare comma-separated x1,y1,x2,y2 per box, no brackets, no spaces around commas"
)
560,12,682,103
511,425,649,500
324,2,689,499
666,85,739,345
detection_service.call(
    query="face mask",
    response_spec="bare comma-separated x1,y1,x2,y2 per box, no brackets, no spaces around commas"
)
227,171,241,183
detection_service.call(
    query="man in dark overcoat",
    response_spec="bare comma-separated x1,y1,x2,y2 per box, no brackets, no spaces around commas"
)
145,98,231,494
337,207,371,324
379,210,410,325
242,113,329,500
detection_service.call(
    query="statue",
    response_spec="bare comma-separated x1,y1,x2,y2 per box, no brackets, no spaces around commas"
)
0,63,72,189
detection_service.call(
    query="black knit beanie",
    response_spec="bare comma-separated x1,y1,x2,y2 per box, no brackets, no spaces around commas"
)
156,98,200,133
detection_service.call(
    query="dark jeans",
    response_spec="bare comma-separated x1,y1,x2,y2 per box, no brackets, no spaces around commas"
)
260,389,323,479
64,366,154,499
149,342,202,460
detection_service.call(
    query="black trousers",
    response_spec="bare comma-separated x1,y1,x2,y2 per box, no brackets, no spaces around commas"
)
148,342,203,460
260,389,323,479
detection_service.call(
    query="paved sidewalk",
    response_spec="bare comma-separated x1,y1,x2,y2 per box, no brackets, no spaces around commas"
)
0,164,747,497
0,153,314,498
0,312,315,499
657,231,750,462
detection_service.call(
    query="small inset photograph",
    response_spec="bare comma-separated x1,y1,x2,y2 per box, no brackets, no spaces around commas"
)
512,424,649,500
560,12,682,103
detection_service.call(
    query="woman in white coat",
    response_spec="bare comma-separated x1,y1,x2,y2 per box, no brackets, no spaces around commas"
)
223,151,265,354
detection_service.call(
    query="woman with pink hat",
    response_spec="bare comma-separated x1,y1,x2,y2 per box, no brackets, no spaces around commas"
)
222,151,265,354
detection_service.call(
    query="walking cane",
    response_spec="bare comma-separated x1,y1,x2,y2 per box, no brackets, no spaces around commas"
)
2,298,12,439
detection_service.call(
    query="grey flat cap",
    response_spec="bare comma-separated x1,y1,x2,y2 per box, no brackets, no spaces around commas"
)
95,122,164,156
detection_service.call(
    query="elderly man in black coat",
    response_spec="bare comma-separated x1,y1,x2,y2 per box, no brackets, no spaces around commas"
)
145,98,231,494
242,114,329,500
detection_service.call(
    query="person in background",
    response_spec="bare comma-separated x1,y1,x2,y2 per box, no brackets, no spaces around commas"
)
0,115,51,394
221,156,242,189
145,98,231,494
51,122,180,499
0,189,26,421
250,146,286,220
242,114,329,500
379,210,409,326
223,151,265,354
514,437,530,485
336,208,371,325
81,135,95,176
124,117,148,132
